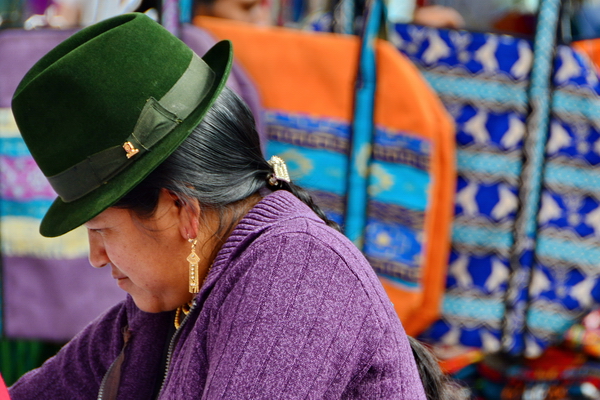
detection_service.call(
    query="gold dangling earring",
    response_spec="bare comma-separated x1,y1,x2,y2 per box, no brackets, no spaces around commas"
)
187,238,200,293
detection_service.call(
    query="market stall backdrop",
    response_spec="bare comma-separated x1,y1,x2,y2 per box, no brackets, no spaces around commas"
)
388,0,600,358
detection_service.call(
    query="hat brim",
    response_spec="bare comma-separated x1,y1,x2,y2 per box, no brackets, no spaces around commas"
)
39,40,233,237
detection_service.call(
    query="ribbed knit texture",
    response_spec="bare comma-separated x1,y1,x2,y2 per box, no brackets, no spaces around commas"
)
10,190,425,399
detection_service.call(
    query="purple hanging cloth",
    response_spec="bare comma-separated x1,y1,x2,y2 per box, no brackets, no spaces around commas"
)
161,0,180,37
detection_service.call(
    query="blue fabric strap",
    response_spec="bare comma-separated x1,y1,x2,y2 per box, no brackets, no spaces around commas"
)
344,0,383,247
503,0,561,356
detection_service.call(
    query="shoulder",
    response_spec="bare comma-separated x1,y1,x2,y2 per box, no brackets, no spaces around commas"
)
209,191,399,326
254,214,370,284
223,192,398,330
254,198,381,290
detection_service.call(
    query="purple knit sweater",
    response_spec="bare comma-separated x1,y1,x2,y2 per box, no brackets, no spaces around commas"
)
10,191,426,399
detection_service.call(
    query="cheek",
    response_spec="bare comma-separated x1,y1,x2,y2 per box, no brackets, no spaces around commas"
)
117,242,177,286
103,238,142,272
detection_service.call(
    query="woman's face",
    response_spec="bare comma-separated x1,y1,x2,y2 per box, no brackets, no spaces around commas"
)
85,191,198,313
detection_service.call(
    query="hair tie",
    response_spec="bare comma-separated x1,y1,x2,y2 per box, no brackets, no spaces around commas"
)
267,155,291,186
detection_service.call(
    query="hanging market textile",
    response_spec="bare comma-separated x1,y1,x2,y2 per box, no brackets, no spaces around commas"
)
196,14,456,335
387,0,600,357
0,28,126,344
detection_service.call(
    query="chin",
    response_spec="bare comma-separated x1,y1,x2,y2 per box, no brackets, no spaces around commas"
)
130,291,191,313
131,297,168,314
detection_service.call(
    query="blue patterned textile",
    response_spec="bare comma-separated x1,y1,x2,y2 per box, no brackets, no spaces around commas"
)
391,5,600,356
265,111,430,290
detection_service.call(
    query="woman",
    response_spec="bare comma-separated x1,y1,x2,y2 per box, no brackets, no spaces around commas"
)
9,13,438,399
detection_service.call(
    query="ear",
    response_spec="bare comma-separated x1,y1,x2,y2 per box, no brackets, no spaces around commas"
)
163,189,200,241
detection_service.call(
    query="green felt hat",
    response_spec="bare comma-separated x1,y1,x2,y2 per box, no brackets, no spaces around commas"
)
12,13,233,237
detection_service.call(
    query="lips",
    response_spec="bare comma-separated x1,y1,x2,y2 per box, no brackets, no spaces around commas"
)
111,267,128,281
114,274,130,289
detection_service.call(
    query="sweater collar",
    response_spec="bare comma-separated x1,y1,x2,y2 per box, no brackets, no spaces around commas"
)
200,190,321,293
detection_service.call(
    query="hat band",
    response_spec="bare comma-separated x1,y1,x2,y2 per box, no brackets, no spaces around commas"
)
47,53,215,203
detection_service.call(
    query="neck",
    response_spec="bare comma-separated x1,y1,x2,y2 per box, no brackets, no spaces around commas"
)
200,193,263,270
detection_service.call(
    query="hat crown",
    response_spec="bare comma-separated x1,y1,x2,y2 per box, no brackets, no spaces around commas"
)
12,13,192,177
11,13,233,237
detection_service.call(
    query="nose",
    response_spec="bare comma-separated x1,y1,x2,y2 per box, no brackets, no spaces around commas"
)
88,230,110,268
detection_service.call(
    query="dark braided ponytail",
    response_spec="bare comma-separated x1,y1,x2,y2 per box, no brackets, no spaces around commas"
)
271,180,342,233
